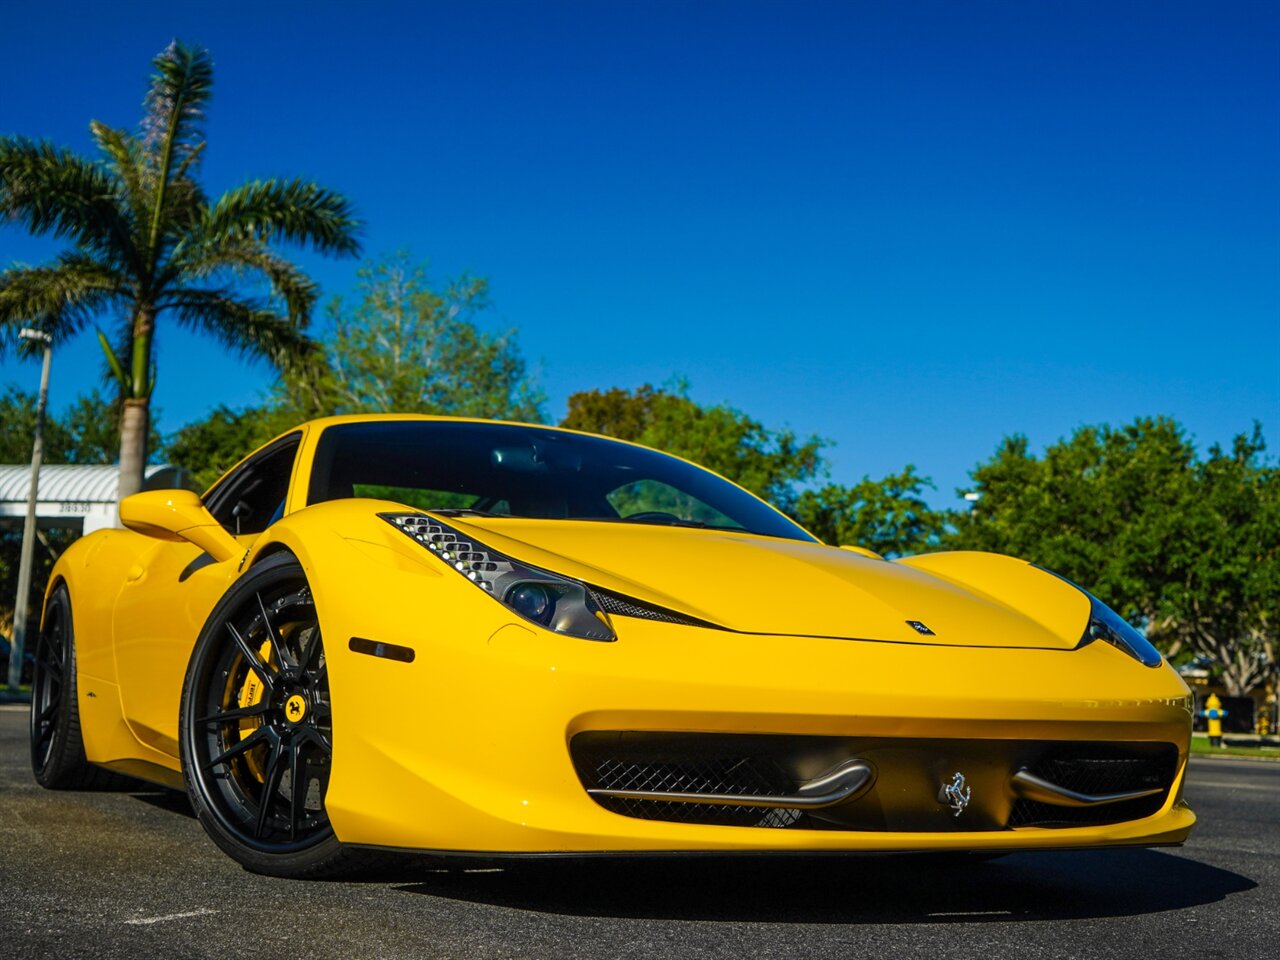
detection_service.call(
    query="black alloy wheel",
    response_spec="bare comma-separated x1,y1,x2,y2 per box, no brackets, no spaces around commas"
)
31,584,120,789
180,553,359,877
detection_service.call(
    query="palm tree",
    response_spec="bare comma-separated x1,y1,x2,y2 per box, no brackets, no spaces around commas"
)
0,41,359,499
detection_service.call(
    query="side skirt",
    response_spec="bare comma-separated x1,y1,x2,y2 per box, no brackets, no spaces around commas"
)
98,757,185,790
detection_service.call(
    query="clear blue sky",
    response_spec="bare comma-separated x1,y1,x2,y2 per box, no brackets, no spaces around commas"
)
2,0,1277,503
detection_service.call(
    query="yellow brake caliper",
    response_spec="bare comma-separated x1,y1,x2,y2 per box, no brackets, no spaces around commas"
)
234,639,274,782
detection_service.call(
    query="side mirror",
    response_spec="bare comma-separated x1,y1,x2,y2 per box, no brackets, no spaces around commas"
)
119,489,242,563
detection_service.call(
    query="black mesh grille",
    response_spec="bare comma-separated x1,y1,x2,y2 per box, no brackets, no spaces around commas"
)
590,589,717,629
1008,748,1179,827
581,747,802,828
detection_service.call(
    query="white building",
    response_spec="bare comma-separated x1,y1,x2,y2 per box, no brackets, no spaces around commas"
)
0,464,189,536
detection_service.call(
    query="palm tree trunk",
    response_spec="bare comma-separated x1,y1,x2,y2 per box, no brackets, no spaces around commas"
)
118,304,155,506
117,398,149,503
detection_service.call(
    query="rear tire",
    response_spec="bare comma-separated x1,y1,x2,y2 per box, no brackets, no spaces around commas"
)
30,584,123,789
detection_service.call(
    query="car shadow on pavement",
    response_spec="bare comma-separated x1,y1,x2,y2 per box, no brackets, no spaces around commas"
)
129,789,196,817
391,849,1254,924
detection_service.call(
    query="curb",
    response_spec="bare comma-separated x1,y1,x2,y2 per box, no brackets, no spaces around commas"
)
1189,751,1280,764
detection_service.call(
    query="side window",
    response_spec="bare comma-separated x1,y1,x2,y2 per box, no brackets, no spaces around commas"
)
204,434,301,536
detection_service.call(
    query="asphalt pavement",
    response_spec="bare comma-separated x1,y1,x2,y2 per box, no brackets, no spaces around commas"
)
0,703,1275,959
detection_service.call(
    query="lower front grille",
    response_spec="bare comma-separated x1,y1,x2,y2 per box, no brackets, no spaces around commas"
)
571,732,1181,832
1008,750,1178,827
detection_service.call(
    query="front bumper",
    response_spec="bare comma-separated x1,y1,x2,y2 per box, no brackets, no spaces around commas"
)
310,546,1194,855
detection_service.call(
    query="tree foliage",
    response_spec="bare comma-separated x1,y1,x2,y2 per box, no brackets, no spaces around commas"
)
165,256,545,488
793,466,945,557
164,404,297,492
948,418,1278,694
1152,428,1279,694
281,256,544,423
561,382,826,511
0,40,359,499
0,385,158,464
948,417,1196,618
0,387,158,642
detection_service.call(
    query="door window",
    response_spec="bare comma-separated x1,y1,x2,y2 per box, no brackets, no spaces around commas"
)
204,433,301,535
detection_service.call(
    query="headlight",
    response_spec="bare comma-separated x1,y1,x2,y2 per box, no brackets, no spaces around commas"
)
1033,564,1162,668
1082,594,1162,668
380,512,616,642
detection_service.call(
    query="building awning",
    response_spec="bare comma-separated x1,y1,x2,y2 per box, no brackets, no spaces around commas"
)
0,464,189,532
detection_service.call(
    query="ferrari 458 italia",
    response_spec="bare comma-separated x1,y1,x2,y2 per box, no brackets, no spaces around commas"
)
31,416,1195,876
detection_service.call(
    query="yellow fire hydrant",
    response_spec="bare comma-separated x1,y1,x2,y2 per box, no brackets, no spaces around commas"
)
1202,693,1228,747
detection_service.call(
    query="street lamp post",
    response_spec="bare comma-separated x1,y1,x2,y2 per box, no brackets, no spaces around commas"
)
7,328,53,693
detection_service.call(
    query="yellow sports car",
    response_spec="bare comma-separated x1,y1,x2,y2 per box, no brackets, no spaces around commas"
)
32,415,1195,877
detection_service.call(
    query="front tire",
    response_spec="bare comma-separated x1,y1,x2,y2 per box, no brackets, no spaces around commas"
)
179,553,358,877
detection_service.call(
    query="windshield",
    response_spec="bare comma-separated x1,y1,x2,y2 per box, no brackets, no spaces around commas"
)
308,420,815,542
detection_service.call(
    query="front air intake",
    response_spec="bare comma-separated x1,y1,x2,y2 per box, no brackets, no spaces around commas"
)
572,733,1181,833
1007,749,1178,827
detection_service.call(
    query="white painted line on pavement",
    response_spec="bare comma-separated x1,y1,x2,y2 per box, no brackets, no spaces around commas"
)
927,910,1013,918
125,908,218,926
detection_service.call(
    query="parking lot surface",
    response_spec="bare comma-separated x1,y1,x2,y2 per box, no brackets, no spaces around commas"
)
0,704,1275,959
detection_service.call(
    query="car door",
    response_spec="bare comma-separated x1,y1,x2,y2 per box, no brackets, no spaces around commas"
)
112,433,302,758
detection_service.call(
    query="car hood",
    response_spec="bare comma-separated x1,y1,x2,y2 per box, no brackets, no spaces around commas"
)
452,517,1091,649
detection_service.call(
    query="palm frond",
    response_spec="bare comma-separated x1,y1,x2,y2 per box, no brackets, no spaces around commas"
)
96,326,132,393
142,40,213,167
205,178,361,256
102,319,139,396
155,174,210,253
138,41,214,275
0,137,135,261
164,241,319,325
168,287,320,370
89,121,147,228
0,253,127,353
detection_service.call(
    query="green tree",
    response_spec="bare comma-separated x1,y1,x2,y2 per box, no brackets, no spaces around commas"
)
0,387,157,645
164,404,297,492
561,382,826,511
0,385,158,464
949,417,1279,694
793,466,946,556
1154,427,1279,694
0,40,359,501
947,417,1196,622
0,385,75,463
282,256,544,422
165,255,546,488
61,389,149,464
